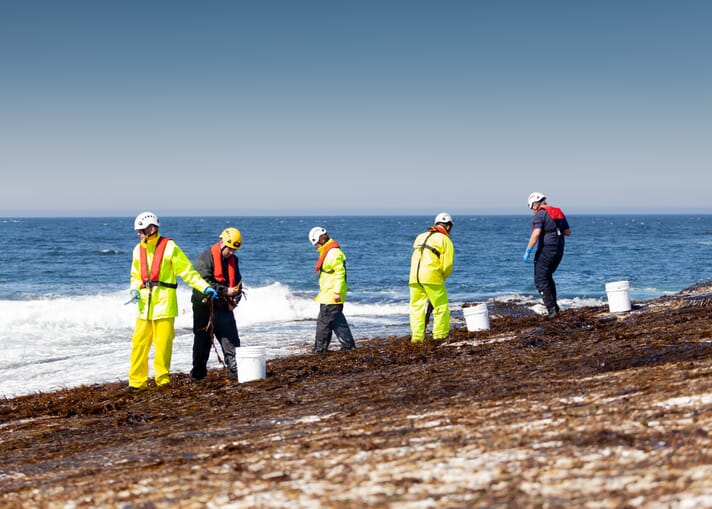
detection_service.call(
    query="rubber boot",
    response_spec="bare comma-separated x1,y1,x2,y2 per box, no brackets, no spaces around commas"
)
540,289,559,319
551,284,560,313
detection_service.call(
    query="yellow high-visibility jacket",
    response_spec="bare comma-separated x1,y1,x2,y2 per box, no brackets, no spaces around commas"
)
409,227,454,286
314,239,348,304
130,234,210,320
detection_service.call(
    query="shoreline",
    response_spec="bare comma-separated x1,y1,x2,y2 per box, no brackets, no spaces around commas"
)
2,283,711,507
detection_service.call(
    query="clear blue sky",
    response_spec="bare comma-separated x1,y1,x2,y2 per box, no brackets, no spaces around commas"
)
1,1,711,216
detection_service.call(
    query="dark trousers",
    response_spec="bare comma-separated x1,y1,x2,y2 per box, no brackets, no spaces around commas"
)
191,303,240,379
534,244,564,310
315,304,355,352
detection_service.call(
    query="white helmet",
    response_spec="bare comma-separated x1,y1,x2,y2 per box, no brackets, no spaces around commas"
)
309,226,327,246
134,211,160,230
527,192,546,209
434,212,453,225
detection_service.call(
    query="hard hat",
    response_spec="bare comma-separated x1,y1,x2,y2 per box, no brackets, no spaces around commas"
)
309,226,327,246
134,211,159,230
527,192,546,209
220,227,242,250
434,212,453,225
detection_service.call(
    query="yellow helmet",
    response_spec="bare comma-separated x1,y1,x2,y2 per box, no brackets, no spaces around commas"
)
220,227,242,250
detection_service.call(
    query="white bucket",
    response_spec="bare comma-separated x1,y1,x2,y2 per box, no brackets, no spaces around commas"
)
605,280,631,313
235,346,267,383
462,303,490,331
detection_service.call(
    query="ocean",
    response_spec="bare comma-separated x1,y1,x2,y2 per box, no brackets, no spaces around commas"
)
2,214,712,399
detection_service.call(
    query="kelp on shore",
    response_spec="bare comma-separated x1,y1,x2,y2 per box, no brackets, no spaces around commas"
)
1,285,712,508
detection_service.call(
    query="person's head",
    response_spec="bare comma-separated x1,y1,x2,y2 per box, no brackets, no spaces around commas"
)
527,192,547,211
309,226,329,247
434,212,453,232
219,227,242,258
134,211,159,241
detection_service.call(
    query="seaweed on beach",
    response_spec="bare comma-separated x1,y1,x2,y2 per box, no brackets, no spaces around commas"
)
1,284,711,508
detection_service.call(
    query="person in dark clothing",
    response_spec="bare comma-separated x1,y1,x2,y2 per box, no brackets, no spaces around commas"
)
523,192,571,319
190,227,245,380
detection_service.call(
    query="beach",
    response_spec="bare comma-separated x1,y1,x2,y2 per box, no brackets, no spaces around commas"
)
1,283,711,508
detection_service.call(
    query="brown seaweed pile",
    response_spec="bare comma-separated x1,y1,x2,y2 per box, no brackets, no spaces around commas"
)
1,285,711,508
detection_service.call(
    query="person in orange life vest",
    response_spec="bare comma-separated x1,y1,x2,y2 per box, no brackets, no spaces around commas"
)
127,212,217,391
190,227,245,380
409,212,455,343
308,226,356,353
523,192,571,319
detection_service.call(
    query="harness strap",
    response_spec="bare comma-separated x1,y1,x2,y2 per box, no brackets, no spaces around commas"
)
416,226,447,258
144,281,178,289
417,242,441,258
414,229,438,286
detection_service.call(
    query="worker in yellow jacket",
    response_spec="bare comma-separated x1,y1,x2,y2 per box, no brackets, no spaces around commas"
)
409,212,455,342
127,212,217,390
308,226,356,353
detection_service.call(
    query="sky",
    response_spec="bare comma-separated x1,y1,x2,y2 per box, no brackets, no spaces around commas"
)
1,1,711,216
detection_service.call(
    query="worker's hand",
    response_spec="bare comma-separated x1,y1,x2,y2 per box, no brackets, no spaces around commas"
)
129,289,140,303
523,246,534,263
204,287,218,300
334,293,342,303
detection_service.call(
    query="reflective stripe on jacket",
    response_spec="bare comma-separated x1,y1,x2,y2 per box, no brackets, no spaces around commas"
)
314,239,348,304
131,234,210,320
409,228,454,286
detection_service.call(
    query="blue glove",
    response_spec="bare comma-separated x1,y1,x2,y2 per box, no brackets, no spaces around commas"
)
204,287,218,300
523,246,534,263
129,289,140,302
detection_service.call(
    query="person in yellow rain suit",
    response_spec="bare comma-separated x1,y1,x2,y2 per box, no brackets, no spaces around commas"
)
127,212,217,391
409,212,455,343
308,226,356,353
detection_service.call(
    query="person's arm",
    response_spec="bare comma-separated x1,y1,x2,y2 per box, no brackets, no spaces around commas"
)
527,228,542,248
172,244,212,294
327,250,348,303
441,236,454,279
523,228,540,262
130,245,142,291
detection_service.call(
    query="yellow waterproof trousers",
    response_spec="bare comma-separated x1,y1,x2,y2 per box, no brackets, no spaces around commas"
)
129,317,175,388
409,283,450,342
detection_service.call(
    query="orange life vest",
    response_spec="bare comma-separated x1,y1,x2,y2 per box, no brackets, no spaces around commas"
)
534,205,568,236
540,205,565,220
210,242,237,286
314,241,341,274
139,237,177,289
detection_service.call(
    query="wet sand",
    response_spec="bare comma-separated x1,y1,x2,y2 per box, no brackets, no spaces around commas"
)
1,284,711,508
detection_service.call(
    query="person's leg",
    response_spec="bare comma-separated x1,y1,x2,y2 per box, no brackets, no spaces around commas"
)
425,284,450,340
191,303,212,380
409,284,430,342
550,247,564,312
152,318,175,386
331,304,355,350
129,318,152,389
214,309,240,378
314,304,334,352
535,246,560,317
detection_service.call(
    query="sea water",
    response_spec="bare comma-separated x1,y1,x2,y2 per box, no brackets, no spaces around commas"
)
2,215,711,398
